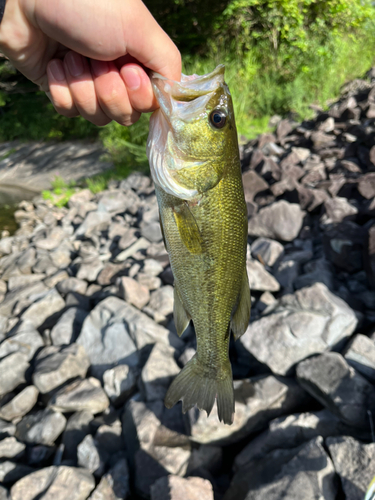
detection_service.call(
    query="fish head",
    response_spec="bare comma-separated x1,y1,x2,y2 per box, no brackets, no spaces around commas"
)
147,65,238,200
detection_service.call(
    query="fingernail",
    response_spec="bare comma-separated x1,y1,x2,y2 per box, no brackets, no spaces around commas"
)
49,60,65,82
122,66,141,91
65,52,84,77
91,59,109,77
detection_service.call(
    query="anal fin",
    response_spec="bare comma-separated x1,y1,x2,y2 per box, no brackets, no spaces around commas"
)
231,269,251,340
174,285,191,337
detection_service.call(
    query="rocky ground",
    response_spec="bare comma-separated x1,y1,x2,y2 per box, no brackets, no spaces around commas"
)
0,74,375,500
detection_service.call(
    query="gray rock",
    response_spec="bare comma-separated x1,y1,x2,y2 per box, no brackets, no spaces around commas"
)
75,211,111,237
228,437,337,500
0,282,47,317
294,258,334,290
136,273,162,291
68,189,94,208
323,196,358,224
32,344,90,394
0,437,25,459
141,343,180,401
251,238,284,267
115,237,150,262
240,283,357,375
32,253,58,276
21,288,65,328
186,375,309,445
141,222,163,243
16,408,66,445
246,259,280,292
344,334,375,383
87,457,129,500
98,189,139,215
48,377,109,414
0,321,44,361
327,436,375,500
248,200,305,242
17,247,36,274
103,365,138,406
186,445,222,475
35,226,66,250
44,270,69,289
76,258,104,282
120,276,150,309
8,274,46,291
0,237,14,256
122,400,191,497
143,258,164,277
56,278,88,296
147,286,174,319
50,308,88,346
10,465,95,500
26,444,55,465
0,385,39,421
0,461,35,483
297,352,375,429
151,476,214,500
62,411,94,461
117,228,137,251
234,409,369,471
0,352,29,397
77,434,107,477
0,486,9,500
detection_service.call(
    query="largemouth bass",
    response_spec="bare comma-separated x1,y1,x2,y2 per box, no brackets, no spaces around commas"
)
146,65,250,425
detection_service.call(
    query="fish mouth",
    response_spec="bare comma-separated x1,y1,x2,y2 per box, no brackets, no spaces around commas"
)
151,64,225,121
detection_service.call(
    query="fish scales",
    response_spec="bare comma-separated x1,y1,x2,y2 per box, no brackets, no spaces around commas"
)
147,65,251,424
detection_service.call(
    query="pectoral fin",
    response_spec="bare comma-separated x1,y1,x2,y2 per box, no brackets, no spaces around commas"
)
173,203,204,254
173,285,191,337
231,269,251,340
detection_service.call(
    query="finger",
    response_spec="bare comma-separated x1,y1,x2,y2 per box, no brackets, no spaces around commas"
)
64,51,111,126
90,59,140,126
47,59,79,117
120,63,158,113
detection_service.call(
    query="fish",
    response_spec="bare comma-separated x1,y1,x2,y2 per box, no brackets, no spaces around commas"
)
146,65,251,425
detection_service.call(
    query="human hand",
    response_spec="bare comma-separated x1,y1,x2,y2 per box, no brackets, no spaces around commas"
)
0,0,181,126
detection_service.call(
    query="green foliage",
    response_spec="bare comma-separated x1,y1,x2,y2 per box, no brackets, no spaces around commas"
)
42,176,77,207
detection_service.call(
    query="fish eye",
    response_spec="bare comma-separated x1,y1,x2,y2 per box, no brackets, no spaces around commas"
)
209,109,227,129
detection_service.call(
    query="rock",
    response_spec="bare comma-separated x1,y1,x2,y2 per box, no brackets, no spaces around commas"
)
10,466,95,500
248,201,304,242
291,146,310,162
147,286,174,318
141,343,180,401
323,221,365,273
327,436,375,500
77,434,107,477
32,344,90,394
87,457,130,500
242,171,269,203
0,461,35,484
186,445,222,475
0,321,43,360
365,225,375,289
62,410,94,461
77,297,182,378
76,258,104,282
98,189,138,214
344,334,375,383
256,291,277,313
103,364,138,406
297,352,375,429
8,274,46,291
120,276,150,309
240,283,357,375
75,211,111,237
0,352,29,397
0,282,47,317
137,273,162,291
276,119,293,140
96,262,126,286
48,377,109,414
16,408,66,445
0,237,13,256
56,278,88,295
115,237,150,262
151,476,214,500
117,228,137,251
246,259,280,292
234,409,369,470
0,419,15,438
323,196,358,223
225,437,336,500
95,421,124,455
50,308,88,346
35,226,66,250
358,172,375,199
143,258,164,277
44,270,69,289
21,288,65,328
141,222,163,243
0,386,39,421
0,486,9,500
185,375,309,445
251,238,284,267
0,437,25,459
122,400,191,497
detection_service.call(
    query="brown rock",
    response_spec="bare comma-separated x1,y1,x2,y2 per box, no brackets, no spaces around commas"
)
120,277,150,309
242,171,269,203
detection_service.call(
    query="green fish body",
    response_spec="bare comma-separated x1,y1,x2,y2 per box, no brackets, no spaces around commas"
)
147,65,250,424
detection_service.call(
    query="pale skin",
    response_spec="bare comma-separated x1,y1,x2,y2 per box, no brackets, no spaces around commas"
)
0,0,181,126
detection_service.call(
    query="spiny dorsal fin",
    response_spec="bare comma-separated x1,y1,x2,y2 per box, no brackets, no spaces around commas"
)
231,268,251,340
173,203,204,254
173,285,191,337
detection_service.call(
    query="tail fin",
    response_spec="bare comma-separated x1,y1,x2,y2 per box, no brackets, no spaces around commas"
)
164,354,234,425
